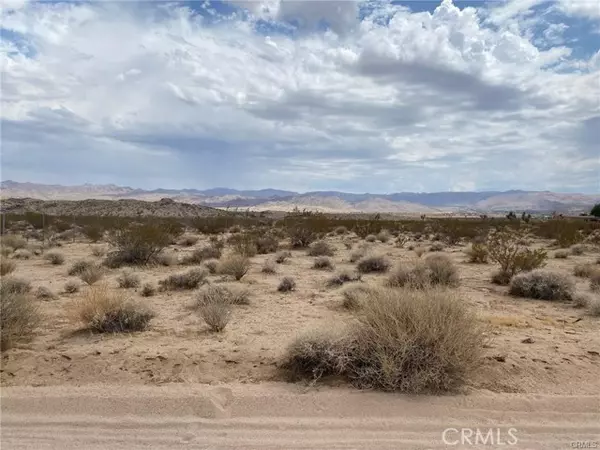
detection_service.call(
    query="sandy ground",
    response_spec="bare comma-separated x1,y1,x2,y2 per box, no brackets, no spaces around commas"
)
3,382,600,449
1,233,599,448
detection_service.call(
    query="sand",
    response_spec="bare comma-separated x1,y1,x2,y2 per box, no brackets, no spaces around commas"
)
1,233,600,448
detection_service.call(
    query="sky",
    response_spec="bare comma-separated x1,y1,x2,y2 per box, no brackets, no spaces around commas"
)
1,0,599,194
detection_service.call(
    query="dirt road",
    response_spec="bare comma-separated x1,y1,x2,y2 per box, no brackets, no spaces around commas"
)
2,383,599,449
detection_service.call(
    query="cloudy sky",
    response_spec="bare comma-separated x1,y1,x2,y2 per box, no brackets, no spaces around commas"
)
1,0,599,193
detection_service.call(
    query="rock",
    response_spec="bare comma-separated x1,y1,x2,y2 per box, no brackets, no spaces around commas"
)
521,337,535,344
493,355,506,362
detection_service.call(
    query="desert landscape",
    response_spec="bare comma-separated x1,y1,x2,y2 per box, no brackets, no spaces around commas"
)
1,199,600,448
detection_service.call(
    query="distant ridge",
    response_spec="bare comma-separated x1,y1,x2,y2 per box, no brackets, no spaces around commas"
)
1,180,597,214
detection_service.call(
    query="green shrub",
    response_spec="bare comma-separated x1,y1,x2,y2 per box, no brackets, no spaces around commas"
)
429,242,445,252
487,231,547,284
509,270,575,300
106,223,178,267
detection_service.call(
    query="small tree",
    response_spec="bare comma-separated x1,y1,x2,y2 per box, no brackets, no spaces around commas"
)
591,204,600,218
106,223,179,266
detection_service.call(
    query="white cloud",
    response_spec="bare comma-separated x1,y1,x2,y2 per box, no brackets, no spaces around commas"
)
1,0,599,192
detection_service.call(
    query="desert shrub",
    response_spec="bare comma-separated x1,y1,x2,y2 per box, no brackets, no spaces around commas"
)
141,283,156,297
570,244,586,256
178,235,199,247
425,254,460,287
228,233,258,257
79,265,104,286
395,235,409,248
1,247,13,258
554,250,569,259
275,251,291,264
376,230,391,243
341,285,376,310
327,270,361,287
204,259,219,274
429,242,445,252
413,246,426,258
0,277,32,295
68,260,94,276
487,231,547,284
491,270,512,286
182,245,222,265
343,240,354,250
64,281,80,294
573,293,591,308
282,289,486,393
70,285,154,332
256,235,279,254
0,260,16,276
229,224,242,234
334,226,348,235
574,263,595,278
590,271,600,292
387,263,430,289
288,227,316,248
307,240,335,257
278,277,296,292
44,252,65,265
365,234,377,243
155,252,177,266
82,225,103,242
106,222,178,267
465,243,488,263
509,270,575,300
196,285,232,332
35,286,56,300
312,256,334,270
388,255,459,289
117,270,141,289
13,249,31,260
1,234,27,250
349,245,369,263
587,297,600,316
261,259,277,274
357,255,390,274
159,268,208,291
91,246,107,258
218,254,251,280
1,289,39,351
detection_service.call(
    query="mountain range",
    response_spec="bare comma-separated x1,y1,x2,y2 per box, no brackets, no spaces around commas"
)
1,180,598,214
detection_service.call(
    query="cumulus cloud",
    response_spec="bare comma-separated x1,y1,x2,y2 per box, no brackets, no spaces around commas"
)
0,0,599,192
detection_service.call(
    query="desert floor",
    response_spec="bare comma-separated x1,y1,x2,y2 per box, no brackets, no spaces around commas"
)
2,234,600,449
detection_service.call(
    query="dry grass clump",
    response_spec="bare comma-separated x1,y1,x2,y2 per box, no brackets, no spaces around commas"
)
570,244,586,256
1,287,39,351
307,240,335,257
141,283,156,297
590,270,600,292
91,246,107,258
327,270,361,287
334,226,348,235
261,259,277,274
573,293,591,308
413,246,426,258
349,245,369,263
68,260,94,276
79,265,104,286
218,254,251,280
312,256,334,271
376,230,391,243
278,277,296,292
1,259,16,276
365,234,377,243
256,235,279,254
0,277,32,295
587,297,600,316
35,286,57,300
70,285,154,333
44,252,65,265
509,270,575,301
356,255,391,274
204,259,219,274
159,268,208,291
64,280,80,294
341,285,377,310
275,251,291,264
178,235,199,247
196,285,233,332
281,288,485,393
182,245,222,265
388,254,459,289
465,243,488,263
155,252,177,266
1,234,27,250
117,270,141,289
13,249,32,260
429,242,445,252
574,263,595,278
554,250,569,259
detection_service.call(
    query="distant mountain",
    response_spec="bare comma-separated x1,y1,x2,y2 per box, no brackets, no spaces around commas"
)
1,180,597,214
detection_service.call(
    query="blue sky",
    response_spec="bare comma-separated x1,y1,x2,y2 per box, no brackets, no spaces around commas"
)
1,0,599,193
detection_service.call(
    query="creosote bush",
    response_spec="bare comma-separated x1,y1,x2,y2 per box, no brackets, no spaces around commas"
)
1,260,16,276
256,235,279,254
465,243,488,263
1,287,39,351
307,240,335,257
68,260,94,276
312,256,334,271
388,254,459,289
509,270,575,301
117,270,141,289
356,255,391,274
45,252,65,265
228,233,258,257
70,285,154,333
487,231,547,285
159,268,208,291
278,277,296,292
288,227,316,248
218,254,251,280
281,288,486,393
105,222,178,267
